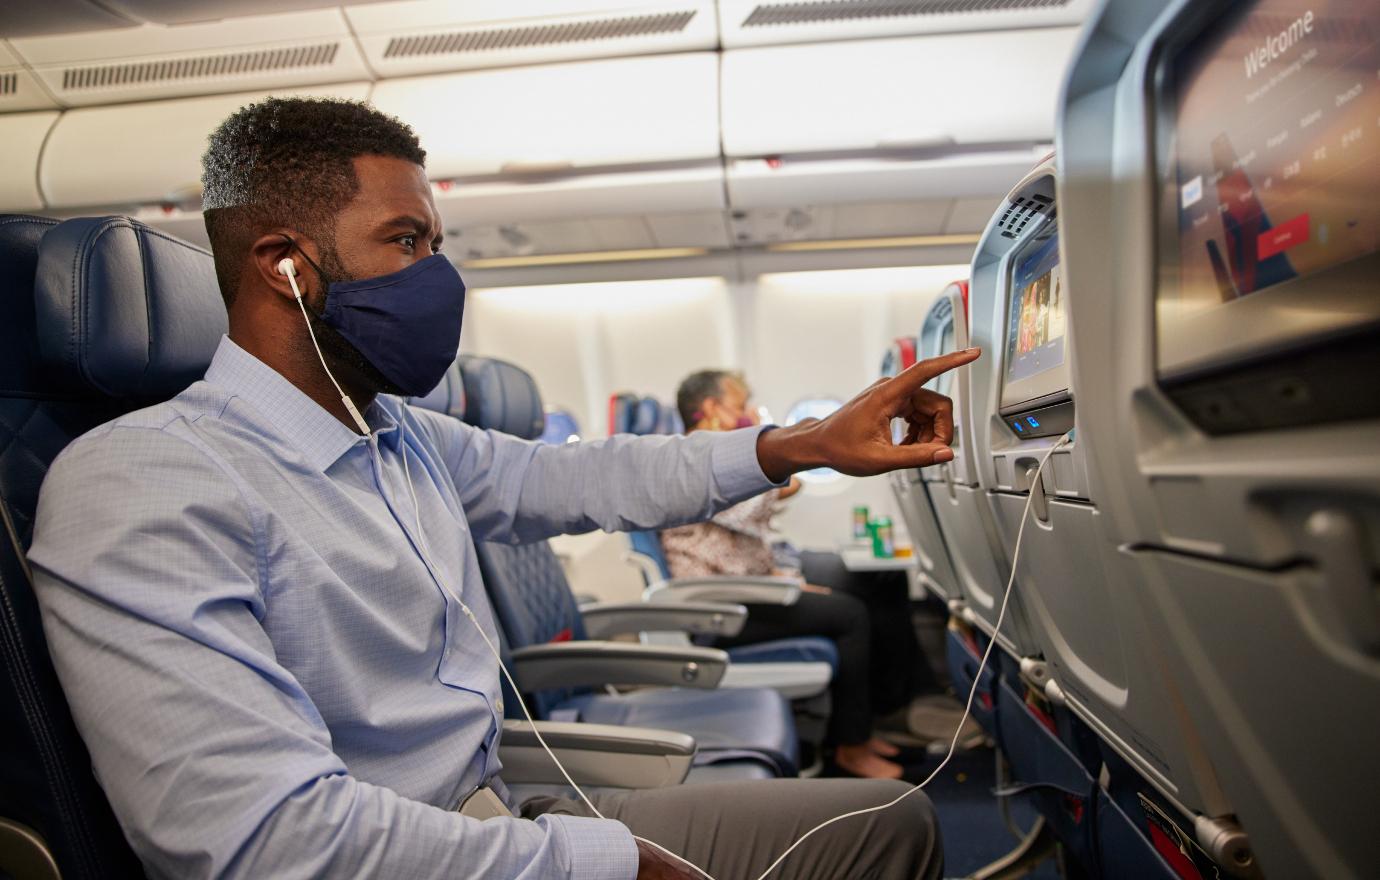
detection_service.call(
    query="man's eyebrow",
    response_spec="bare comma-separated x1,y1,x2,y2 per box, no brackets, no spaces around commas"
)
377,214,445,246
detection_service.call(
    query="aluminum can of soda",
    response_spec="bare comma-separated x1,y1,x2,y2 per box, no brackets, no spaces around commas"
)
852,505,870,539
872,517,895,558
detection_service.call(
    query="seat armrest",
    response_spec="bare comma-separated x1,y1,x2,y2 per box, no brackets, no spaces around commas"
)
498,720,696,788
510,642,729,692
644,576,802,607
581,601,748,640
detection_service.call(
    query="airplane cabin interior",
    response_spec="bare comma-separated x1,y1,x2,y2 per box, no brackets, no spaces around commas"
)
0,1,1376,879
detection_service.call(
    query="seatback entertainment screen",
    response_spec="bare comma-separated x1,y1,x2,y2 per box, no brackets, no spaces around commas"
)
1001,222,1069,412
1158,0,1380,379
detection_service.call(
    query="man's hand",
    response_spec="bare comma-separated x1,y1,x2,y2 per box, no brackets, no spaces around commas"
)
755,348,981,482
636,839,706,879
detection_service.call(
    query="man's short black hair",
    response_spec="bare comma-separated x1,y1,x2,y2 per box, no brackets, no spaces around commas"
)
201,97,426,306
676,369,744,429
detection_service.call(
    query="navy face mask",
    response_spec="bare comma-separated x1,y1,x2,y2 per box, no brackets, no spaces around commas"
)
290,243,466,398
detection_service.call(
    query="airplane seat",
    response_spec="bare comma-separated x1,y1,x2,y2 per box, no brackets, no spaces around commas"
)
409,361,465,421
607,392,637,435
943,620,998,737
630,396,660,436
881,323,961,601
0,213,229,879
966,152,1254,876
990,662,1097,871
654,399,684,435
626,529,838,672
537,407,580,445
449,356,801,779
1057,3,1379,875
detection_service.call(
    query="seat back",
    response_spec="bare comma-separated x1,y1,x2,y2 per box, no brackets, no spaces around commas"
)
445,357,591,718
0,215,226,879
628,530,673,584
607,393,636,435
630,397,660,435
537,407,580,445
410,361,465,420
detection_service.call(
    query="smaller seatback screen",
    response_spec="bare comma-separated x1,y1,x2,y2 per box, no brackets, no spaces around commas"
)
1005,232,1066,387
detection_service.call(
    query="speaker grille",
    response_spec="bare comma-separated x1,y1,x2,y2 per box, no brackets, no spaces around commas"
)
0,73,17,96
743,0,1070,27
383,10,698,58
61,43,340,91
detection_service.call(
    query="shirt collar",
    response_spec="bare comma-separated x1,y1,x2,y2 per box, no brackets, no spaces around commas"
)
204,336,403,471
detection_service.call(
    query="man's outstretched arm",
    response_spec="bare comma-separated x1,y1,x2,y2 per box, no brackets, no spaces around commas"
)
427,348,981,545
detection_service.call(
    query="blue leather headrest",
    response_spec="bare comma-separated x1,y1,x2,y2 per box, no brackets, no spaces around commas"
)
0,214,60,396
456,355,545,440
34,216,226,399
410,361,466,420
631,397,660,435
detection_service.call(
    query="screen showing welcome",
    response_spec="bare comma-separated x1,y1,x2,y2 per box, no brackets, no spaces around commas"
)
1005,232,1066,388
1167,0,1379,308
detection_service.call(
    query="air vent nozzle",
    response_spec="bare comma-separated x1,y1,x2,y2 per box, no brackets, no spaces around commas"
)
61,43,340,92
996,193,1051,239
743,0,1071,28
383,10,697,59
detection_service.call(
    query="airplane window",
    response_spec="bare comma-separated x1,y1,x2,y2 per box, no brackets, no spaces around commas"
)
785,397,844,483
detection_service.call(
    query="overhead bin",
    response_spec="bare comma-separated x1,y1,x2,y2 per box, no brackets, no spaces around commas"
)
38,83,370,210
372,52,721,179
720,28,1081,156
726,147,1050,210
347,0,718,78
7,10,370,107
0,112,60,212
718,0,1093,47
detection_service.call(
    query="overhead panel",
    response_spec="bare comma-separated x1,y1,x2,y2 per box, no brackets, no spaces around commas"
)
8,10,369,106
38,82,370,209
0,41,59,111
348,0,718,77
718,0,1092,47
0,112,60,211
721,28,1081,156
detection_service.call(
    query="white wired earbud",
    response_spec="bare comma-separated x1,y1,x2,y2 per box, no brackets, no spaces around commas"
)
279,254,371,435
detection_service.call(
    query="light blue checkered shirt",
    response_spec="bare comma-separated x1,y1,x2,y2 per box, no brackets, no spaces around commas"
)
29,336,777,880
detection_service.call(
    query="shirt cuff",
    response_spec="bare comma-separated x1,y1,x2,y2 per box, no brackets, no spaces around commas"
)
545,814,640,880
711,425,788,498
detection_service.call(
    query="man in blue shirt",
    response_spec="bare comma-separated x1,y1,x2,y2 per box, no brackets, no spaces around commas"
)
29,97,978,880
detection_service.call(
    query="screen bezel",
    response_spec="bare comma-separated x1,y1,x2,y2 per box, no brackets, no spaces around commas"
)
1150,0,1380,384
999,212,1072,413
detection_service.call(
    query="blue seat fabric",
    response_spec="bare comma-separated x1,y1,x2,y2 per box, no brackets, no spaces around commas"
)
474,538,799,778
1,214,229,880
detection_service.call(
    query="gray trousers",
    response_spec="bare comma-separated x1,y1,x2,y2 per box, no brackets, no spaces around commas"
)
522,778,943,880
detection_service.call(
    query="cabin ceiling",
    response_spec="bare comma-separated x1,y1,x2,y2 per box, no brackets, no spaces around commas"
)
0,0,1091,274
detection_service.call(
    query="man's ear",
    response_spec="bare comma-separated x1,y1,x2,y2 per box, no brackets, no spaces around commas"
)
250,231,315,303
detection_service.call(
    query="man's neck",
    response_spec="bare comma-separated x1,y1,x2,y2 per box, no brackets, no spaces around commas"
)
228,327,378,434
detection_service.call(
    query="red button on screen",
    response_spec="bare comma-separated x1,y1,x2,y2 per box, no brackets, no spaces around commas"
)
1257,212,1309,260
